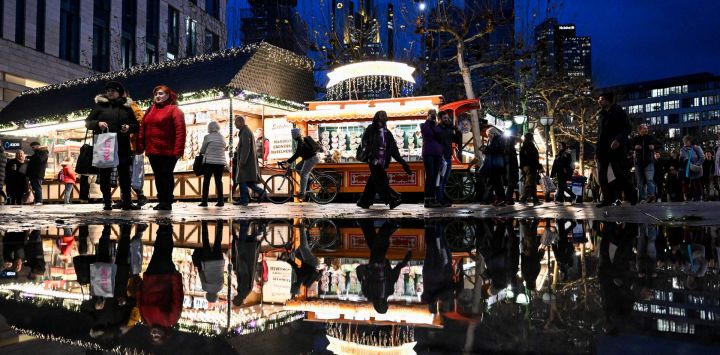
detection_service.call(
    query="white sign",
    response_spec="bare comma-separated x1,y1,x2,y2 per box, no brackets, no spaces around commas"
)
265,118,294,161
262,260,293,304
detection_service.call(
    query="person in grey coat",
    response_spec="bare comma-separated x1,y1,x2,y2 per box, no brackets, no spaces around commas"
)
233,116,263,205
199,121,228,207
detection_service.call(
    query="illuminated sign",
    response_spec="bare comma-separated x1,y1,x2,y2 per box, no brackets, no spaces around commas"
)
326,61,416,88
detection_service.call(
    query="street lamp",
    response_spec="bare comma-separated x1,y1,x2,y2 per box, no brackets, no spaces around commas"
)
513,115,528,135
539,116,554,174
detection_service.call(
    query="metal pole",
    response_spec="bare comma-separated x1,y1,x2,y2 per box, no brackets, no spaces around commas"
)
226,219,233,333
545,125,550,173
228,95,234,203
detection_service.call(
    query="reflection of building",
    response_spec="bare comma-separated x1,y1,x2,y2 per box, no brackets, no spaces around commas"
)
0,0,227,110
534,18,592,81
604,73,720,148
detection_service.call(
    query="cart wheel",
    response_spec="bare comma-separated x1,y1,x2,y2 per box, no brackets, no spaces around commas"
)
445,171,475,203
306,218,339,250
445,220,475,252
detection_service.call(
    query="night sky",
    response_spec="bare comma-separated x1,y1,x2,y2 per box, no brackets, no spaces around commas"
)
227,0,720,88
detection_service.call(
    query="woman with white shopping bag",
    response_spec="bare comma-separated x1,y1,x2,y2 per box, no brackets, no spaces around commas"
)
85,81,139,211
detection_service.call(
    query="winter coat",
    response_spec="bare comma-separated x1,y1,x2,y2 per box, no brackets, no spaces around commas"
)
437,124,462,160
26,147,49,179
358,122,409,169
287,136,318,163
136,272,183,329
420,119,443,157
0,145,6,186
198,259,224,296
232,236,260,304
519,142,542,170
5,158,28,197
137,102,186,157
128,98,146,153
597,104,631,161
85,95,139,158
200,132,227,166
679,145,704,180
551,150,574,180
61,165,76,184
632,134,659,167
235,126,260,183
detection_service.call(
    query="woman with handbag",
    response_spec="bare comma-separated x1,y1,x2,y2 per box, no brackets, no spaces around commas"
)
85,81,139,211
198,121,227,207
679,135,704,201
5,150,29,205
137,85,186,211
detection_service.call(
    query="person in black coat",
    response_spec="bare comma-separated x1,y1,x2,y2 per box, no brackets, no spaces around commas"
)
85,81,139,211
596,92,637,207
26,142,49,205
0,142,7,203
519,133,543,205
632,124,660,202
5,150,28,205
356,111,413,209
504,133,520,205
436,113,462,206
481,129,506,206
551,141,576,204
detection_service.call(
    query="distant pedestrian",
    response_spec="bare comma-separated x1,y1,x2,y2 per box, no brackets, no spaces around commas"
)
26,141,49,205
679,135,704,201
0,142,6,204
420,109,443,208
59,158,76,204
255,128,270,163
355,111,413,209
119,89,149,208
666,166,683,202
5,150,28,205
519,133,542,205
198,121,227,207
653,152,669,202
85,81,139,210
632,124,659,202
504,132,520,205
285,128,321,201
137,85,186,211
436,112,462,207
482,128,506,206
551,141,576,204
595,92,637,207
233,116,264,206
702,151,714,200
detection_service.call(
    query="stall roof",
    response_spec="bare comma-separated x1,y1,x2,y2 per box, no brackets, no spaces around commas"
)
0,42,314,124
287,95,443,123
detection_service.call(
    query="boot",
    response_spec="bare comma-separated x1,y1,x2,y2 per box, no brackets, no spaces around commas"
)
424,198,441,208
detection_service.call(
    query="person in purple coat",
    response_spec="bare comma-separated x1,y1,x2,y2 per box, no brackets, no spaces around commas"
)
421,110,443,208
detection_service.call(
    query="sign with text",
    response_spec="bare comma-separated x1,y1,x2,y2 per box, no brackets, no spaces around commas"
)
265,118,294,161
262,260,293,303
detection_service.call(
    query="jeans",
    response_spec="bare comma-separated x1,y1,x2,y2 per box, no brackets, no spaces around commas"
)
239,182,264,204
436,157,452,202
63,183,74,204
30,178,43,203
635,163,656,199
296,156,319,195
148,155,178,206
423,155,441,200
201,164,225,203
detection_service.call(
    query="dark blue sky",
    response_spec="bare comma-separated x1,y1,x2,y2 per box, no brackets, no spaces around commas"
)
228,0,720,87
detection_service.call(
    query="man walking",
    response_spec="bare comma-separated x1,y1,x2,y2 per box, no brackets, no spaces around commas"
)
595,92,637,207
233,116,264,206
632,124,659,202
26,142,49,205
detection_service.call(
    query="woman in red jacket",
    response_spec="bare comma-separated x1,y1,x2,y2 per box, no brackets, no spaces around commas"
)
60,158,76,204
137,85,186,211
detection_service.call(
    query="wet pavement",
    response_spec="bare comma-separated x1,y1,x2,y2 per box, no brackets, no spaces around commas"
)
0,211,719,354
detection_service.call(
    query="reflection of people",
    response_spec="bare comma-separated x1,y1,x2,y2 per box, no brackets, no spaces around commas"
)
356,220,411,314
422,220,456,313
231,220,261,306
192,220,225,303
519,219,541,291
137,224,183,344
2,231,27,273
598,222,640,333
24,229,45,280
285,223,320,295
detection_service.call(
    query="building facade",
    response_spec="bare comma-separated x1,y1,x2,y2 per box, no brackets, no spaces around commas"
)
609,73,720,149
535,18,591,81
0,0,226,110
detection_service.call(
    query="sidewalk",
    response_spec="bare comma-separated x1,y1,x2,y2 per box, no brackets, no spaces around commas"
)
1,201,718,231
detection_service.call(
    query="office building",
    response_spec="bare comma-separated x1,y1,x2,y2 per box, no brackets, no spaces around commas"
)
535,18,591,80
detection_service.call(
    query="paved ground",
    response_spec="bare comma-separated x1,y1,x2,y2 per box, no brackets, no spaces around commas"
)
0,200,718,231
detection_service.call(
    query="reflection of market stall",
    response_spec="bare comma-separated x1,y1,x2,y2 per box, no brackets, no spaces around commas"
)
0,43,313,203
286,96,476,199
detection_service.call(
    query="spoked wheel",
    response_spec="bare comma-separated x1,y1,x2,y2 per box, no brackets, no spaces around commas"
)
264,174,293,204
308,174,339,204
445,171,475,203
445,219,476,252
262,219,293,248
306,218,339,250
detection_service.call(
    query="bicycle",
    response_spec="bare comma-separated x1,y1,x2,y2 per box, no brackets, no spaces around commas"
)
257,162,339,204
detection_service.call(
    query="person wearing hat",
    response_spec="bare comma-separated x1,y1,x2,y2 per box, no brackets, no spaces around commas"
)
285,128,321,200
86,81,139,211
26,141,49,205
59,157,77,204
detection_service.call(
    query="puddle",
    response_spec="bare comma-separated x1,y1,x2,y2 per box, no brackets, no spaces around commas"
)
0,218,719,354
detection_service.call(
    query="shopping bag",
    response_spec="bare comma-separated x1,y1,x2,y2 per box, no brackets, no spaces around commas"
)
541,175,557,194
90,262,117,297
607,164,616,183
131,154,145,190
92,131,119,169
76,130,98,174
193,154,206,176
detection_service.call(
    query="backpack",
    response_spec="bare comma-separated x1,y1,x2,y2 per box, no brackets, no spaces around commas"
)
304,136,321,153
57,168,65,182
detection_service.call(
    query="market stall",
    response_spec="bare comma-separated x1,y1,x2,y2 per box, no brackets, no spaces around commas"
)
0,43,314,203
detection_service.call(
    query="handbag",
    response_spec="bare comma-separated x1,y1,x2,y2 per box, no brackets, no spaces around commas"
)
131,154,145,190
541,175,557,194
75,129,98,174
92,130,119,169
109,167,118,188
193,154,206,176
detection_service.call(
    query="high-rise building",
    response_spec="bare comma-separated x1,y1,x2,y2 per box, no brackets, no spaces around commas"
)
230,0,309,55
534,18,591,80
0,0,227,111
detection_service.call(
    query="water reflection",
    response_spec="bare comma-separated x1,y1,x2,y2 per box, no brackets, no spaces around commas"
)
0,218,718,353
